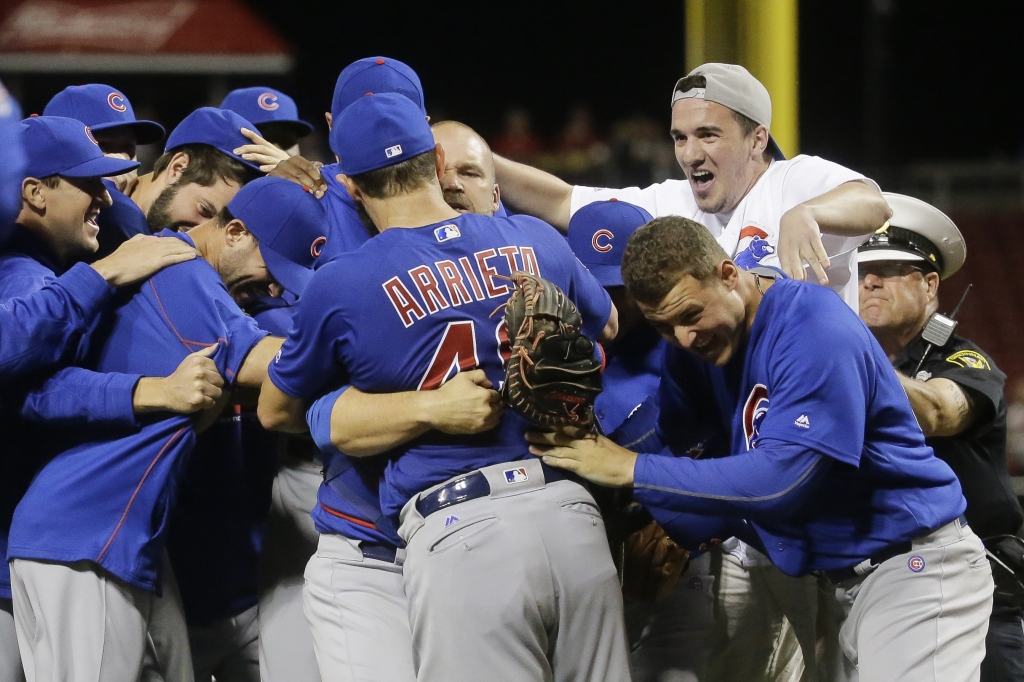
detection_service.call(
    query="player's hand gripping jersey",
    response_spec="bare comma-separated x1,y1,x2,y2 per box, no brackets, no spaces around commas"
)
269,212,611,521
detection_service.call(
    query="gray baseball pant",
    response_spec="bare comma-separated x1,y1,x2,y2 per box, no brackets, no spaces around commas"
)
302,533,415,682
398,459,632,682
0,598,25,682
187,605,259,682
10,558,193,682
835,517,993,682
258,456,322,682
624,552,716,682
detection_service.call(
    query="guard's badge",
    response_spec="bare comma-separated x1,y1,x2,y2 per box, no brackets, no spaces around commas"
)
945,350,990,370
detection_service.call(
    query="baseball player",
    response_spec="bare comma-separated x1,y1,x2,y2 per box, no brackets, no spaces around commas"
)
497,62,890,678
529,215,994,682
258,92,628,682
6,177,322,682
253,56,429,682
430,120,501,216
44,84,165,164
858,194,1024,681
220,87,313,156
162,177,327,682
0,116,221,682
565,200,717,681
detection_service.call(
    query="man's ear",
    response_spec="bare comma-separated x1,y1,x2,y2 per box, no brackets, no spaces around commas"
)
433,143,446,180
751,125,770,159
924,271,940,299
492,183,501,213
324,111,333,131
339,174,361,203
21,177,47,211
161,152,190,185
223,218,251,246
719,259,741,291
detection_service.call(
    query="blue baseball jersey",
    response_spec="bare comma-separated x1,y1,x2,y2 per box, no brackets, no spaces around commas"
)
318,162,374,265
94,180,150,258
595,323,664,434
167,298,287,625
634,278,966,576
8,230,268,592
0,229,139,599
270,212,612,521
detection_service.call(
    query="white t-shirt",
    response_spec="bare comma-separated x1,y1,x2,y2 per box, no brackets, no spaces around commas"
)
569,154,878,311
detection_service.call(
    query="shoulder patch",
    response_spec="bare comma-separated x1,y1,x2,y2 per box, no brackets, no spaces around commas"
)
945,350,990,370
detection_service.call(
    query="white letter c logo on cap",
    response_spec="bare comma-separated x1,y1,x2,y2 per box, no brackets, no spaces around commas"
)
592,229,614,253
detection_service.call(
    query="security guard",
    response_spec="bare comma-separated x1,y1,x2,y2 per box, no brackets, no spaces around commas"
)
859,192,1024,682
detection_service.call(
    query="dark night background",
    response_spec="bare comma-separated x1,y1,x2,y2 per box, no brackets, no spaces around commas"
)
8,0,1024,170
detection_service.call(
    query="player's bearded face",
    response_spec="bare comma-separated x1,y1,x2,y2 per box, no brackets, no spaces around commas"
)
42,175,110,263
640,273,746,366
148,176,240,232
670,99,765,215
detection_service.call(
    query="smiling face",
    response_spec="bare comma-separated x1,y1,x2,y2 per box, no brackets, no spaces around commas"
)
638,265,747,366
147,175,241,232
34,175,112,263
433,122,499,216
670,98,770,215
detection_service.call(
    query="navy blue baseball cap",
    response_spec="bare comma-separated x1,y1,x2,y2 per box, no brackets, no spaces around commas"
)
332,93,435,176
567,200,653,287
227,176,327,296
164,107,263,173
220,87,313,137
44,84,165,145
21,116,140,180
332,57,426,119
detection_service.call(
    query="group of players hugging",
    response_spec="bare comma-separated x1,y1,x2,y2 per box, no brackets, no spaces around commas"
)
0,55,1021,682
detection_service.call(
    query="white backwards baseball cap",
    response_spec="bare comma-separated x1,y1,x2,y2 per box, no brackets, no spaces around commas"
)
857,192,966,280
671,63,785,161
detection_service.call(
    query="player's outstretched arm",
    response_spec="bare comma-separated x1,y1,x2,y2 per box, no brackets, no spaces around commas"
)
778,180,892,284
322,369,504,457
236,336,285,390
90,234,199,287
493,154,574,231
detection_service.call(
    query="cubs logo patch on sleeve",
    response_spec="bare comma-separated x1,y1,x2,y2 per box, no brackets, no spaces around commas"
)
742,383,769,450
945,350,990,370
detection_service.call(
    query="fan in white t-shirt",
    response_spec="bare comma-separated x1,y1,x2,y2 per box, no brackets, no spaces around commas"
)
494,62,892,312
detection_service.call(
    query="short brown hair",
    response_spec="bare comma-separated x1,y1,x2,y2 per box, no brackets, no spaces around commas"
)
152,144,256,188
675,74,760,137
350,148,437,200
40,175,63,189
621,215,728,305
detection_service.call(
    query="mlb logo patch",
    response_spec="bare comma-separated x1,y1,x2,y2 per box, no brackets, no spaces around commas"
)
504,467,529,484
908,555,926,572
385,144,403,158
434,224,461,242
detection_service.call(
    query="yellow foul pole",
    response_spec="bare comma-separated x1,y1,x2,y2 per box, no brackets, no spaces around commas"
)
685,0,799,157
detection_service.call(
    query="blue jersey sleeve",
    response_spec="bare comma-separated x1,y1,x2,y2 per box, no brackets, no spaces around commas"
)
756,288,872,467
268,262,353,400
144,264,269,385
18,367,141,428
0,262,112,381
634,441,831,520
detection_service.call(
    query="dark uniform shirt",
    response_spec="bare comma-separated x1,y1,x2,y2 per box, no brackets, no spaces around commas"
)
894,332,1023,540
